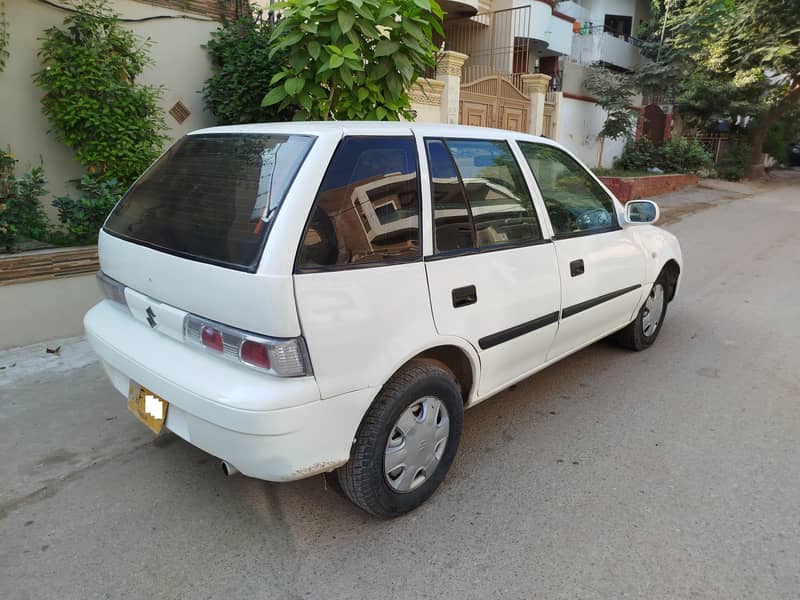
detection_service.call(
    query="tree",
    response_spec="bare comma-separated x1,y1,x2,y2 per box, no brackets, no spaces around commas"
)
584,66,638,167
262,0,444,121
667,0,800,177
202,8,293,124
33,0,167,186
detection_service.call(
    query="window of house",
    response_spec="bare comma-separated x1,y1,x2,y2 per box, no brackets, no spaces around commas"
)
297,136,420,269
604,14,633,38
439,139,542,249
518,142,618,236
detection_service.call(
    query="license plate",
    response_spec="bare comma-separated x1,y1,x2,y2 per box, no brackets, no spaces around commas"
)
128,384,168,434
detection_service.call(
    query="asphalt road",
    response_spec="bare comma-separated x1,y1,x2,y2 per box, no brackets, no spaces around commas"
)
1,174,799,599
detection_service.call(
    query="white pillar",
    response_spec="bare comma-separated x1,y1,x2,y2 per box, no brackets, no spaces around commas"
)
550,91,563,140
435,51,468,125
521,73,552,136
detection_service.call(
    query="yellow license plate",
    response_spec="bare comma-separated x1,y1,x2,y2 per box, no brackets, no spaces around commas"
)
128,384,168,434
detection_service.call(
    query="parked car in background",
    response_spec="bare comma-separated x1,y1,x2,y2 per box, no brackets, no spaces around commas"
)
85,122,683,518
788,142,800,166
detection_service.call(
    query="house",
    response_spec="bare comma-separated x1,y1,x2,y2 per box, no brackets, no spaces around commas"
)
420,0,654,167
0,0,229,205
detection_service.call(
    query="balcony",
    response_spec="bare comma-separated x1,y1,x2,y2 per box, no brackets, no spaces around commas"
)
569,26,642,71
512,0,575,56
440,0,480,18
555,0,589,23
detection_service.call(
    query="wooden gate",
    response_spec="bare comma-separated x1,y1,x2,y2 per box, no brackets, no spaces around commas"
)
459,76,530,133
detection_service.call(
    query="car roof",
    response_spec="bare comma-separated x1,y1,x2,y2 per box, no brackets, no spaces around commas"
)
189,121,558,146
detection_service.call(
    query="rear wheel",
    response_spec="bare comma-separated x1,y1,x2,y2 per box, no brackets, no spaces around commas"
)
615,280,667,351
337,360,463,518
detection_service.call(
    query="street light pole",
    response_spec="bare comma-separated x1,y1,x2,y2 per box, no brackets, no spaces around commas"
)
656,0,672,63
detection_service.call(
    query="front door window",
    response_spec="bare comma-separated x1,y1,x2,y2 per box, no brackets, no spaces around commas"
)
518,142,618,237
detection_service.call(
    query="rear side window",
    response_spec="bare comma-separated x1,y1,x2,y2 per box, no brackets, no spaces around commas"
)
104,134,314,271
426,138,542,253
518,142,618,236
297,137,420,270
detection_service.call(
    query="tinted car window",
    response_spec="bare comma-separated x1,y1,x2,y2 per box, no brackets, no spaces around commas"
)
445,139,542,248
426,139,475,252
519,142,618,236
104,134,314,271
297,137,420,269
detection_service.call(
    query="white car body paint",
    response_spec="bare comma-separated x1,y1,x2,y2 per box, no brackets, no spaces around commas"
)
84,122,683,482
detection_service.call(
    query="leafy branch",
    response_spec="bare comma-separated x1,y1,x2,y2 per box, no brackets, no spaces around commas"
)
262,0,444,121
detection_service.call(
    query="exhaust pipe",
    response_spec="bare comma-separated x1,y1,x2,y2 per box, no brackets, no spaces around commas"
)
221,461,239,477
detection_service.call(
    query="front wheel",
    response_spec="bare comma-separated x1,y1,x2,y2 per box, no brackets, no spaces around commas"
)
336,360,464,518
615,280,667,351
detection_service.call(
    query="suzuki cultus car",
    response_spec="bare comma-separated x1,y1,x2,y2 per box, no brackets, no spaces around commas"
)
86,122,682,517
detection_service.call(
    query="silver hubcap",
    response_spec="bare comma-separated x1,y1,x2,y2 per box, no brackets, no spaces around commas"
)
642,283,665,337
384,396,450,493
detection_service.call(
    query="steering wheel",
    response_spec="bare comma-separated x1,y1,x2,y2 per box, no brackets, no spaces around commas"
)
576,209,612,231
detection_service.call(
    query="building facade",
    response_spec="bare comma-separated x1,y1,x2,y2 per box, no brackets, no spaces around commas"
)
420,0,654,167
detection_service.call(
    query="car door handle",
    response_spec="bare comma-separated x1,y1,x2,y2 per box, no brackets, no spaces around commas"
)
570,259,585,277
452,285,477,308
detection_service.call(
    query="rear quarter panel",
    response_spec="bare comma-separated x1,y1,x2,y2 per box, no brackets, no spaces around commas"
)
293,263,442,400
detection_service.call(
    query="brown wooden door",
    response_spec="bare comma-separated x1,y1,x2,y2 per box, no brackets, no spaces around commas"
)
643,104,666,146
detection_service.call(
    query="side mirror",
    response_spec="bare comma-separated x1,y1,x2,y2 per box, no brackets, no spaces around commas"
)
624,200,660,225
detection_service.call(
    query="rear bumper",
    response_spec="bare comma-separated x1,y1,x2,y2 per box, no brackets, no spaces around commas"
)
84,300,372,481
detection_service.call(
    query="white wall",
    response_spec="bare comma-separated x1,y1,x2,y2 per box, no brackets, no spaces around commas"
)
0,274,102,350
513,0,552,43
546,14,575,56
0,0,219,221
556,96,628,168
584,0,637,25
556,1,589,22
409,102,442,123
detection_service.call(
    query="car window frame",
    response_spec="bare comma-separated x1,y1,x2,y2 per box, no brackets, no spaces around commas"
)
293,134,424,274
515,140,623,240
422,136,551,262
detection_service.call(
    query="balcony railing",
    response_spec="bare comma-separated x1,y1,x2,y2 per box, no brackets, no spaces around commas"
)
570,25,643,71
442,6,534,84
575,24,642,47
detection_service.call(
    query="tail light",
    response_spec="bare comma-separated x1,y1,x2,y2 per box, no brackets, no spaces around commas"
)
97,271,128,308
184,314,312,377
96,270,311,378
240,340,270,370
200,326,224,352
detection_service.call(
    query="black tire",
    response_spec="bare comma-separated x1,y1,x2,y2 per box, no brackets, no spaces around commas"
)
615,279,668,351
336,359,464,518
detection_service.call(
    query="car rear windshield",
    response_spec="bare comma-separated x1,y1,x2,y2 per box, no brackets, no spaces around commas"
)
104,133,315,271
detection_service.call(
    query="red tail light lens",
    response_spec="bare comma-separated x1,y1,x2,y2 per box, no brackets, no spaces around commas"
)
201,326,224,352
240,340,271,370
184,314,311,377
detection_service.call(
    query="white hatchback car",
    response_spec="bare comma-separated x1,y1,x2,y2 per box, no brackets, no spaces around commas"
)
85,122,682,517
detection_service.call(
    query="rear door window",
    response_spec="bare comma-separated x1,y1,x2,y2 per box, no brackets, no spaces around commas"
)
426,138,542,252
104,133,314,271
297,136,421,270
